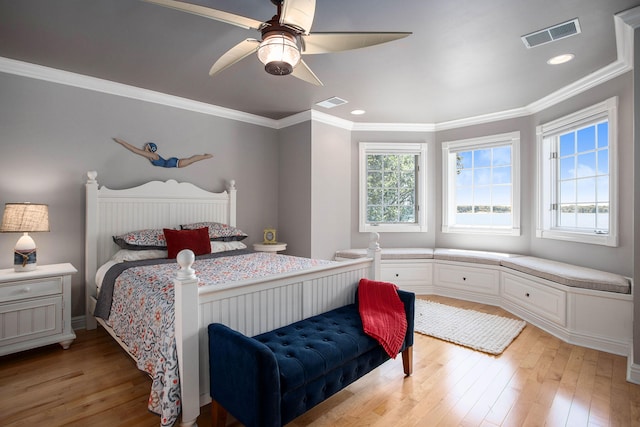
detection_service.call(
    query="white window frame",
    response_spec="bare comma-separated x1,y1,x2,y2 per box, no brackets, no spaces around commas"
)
536,97,618,247
359,142,428,233
442,132,521,236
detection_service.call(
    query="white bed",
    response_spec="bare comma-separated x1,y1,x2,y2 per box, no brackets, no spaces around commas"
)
84,171,380,426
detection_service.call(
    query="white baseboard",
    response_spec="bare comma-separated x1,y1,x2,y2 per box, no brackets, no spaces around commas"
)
72,315,86,331
628,347,640,384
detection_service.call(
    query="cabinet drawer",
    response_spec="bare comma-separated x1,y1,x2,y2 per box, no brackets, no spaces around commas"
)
502,272,566,326
380,261,433,293
381,262,431,282
434,263,499,295
0,277,62,303
0,296,63,345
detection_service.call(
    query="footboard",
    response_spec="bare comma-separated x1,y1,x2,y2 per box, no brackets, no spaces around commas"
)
173,252,378,426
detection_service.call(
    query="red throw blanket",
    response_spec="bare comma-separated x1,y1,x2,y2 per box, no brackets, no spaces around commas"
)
358,278,407,358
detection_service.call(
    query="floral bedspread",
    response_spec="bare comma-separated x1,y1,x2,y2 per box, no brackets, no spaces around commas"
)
104,252,332,427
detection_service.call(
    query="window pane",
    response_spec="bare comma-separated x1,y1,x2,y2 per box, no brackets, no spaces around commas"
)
474,149,491,167
473,168,491,185
576,152,596,178
596,176,609,202
493,185,511,206
577,206,596,229
457,169,472,186
367,206,382,222
492,166,511,184
597,122,608,148
597,150,609,175
560,133,575,156
367,171,382,188
368,155,383,171
383,206,399,222
456,186,473,206
576,177,596,203
474,186,491,207
492,146,511,166
560,157,575,180
577,126,596,152
560,181,576,204
459,151,472,169
368,188,382,205
384,189,398,205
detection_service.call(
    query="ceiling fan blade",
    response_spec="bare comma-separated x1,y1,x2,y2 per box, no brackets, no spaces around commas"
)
280,0,316,34
291,59,323,86
301,32,411,54
209,39,260,76
143,0,265,30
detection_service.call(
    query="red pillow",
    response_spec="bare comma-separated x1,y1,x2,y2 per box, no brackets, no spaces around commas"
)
163,227,211,259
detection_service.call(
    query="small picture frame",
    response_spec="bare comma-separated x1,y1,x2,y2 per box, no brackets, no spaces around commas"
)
263,228,277,244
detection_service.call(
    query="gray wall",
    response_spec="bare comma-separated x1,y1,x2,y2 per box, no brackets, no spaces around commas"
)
277,121,312,257
310,121,351,260
0,72,279,318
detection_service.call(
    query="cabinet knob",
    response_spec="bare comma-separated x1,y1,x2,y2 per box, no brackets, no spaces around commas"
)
395,273,399,277
525,292,530,297
462,277,466,281
21,286,31,293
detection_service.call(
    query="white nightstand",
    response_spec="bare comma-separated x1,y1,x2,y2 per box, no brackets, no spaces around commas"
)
0,263,77,356
253,242,287,253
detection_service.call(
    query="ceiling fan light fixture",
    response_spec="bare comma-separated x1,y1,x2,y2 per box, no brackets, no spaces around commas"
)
257,32,301,75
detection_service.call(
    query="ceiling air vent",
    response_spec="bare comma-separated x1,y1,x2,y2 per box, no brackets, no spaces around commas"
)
316,96,348,109
521,18,581,48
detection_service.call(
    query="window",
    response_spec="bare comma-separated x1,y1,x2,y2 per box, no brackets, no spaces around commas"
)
442,132,521,235
359,142,427,233
537,97,618,246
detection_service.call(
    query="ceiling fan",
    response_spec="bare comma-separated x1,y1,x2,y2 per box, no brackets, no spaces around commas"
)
143,0,411,86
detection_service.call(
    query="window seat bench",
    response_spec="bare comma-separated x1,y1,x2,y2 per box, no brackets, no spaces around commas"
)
334,247,633,356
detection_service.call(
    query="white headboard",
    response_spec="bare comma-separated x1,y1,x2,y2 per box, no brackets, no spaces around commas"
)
84,171,236,326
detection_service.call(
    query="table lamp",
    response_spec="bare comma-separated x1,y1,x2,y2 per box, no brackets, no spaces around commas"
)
0,203,49,271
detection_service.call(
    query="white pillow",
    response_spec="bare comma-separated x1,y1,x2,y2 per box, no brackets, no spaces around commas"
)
111,249,168,263
210,241,247,253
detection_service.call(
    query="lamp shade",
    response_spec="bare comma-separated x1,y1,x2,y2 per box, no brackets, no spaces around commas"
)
0,203,49,233
0,203,49,272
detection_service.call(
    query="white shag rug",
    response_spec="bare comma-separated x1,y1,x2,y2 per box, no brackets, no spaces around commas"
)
414,299,526,355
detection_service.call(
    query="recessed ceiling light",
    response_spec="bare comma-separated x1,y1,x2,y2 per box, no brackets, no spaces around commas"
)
351,109,366,115
547,53,575,65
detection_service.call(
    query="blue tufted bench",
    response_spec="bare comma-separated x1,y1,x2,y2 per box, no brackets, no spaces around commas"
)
208,289,415,427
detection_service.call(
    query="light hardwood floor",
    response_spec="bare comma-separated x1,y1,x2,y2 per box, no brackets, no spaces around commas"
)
1,295,638,426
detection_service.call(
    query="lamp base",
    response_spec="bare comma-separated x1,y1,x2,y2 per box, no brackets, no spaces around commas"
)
14,233,37,272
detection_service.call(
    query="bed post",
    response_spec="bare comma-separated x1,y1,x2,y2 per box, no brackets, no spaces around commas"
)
174,249,200,426
227,180,236,227
85,171,98,330
367,232,381,280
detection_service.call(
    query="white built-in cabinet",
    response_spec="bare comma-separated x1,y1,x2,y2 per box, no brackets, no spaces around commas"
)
374,258,632,357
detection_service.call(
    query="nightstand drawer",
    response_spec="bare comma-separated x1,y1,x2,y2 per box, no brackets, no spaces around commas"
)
0,277,62,303
0,296,63,345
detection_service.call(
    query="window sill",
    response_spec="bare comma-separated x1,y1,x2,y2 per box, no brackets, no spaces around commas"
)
360,224,427,233
442,225,521,236
536,229,618,247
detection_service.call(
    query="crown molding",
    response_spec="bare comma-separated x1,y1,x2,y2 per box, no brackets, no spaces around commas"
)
0,56,279,129
0,5,636,133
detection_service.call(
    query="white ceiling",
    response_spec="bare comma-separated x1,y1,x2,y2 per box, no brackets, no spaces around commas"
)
1,0,639,125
